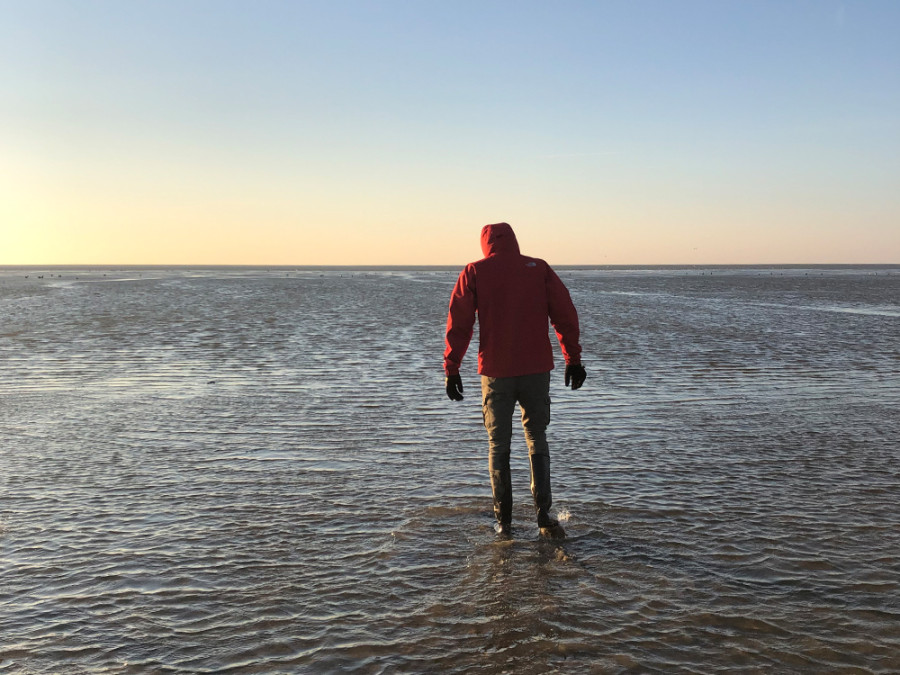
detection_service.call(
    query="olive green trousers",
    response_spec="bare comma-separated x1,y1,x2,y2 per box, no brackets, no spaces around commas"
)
481,372,554,527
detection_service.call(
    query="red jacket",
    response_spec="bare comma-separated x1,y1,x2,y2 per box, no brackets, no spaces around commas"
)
443,223,582,378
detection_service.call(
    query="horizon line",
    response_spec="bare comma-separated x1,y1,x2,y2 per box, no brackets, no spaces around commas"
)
2,262,898,269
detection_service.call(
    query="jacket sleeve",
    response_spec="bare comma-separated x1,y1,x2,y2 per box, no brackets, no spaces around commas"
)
546,266,582,365
443,265,477,376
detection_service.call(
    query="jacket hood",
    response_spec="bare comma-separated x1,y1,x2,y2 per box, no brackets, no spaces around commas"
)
480,222,520,257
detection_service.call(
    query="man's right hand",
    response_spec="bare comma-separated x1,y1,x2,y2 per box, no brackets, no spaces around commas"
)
445,374,464,401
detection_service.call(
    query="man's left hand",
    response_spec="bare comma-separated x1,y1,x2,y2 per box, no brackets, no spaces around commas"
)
565,363,586,390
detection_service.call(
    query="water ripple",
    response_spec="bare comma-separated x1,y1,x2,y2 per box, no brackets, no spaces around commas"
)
1,267,899,673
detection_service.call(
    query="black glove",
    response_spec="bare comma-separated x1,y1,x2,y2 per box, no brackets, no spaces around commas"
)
565,363,586,390
445,374,464,401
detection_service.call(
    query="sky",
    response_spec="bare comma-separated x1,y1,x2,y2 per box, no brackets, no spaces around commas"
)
1,0,898,265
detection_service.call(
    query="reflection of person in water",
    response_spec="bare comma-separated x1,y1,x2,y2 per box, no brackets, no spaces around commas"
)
443,222,586,539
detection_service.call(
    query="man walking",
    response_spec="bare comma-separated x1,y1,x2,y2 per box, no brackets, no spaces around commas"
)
444,222,585,539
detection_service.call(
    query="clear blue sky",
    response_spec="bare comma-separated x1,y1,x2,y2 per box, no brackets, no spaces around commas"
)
2,0,898,264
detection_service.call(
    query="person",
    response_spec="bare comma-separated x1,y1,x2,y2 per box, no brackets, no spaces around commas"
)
443,222,586,539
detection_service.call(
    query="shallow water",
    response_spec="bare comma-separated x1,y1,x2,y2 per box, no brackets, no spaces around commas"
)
1,266,898,674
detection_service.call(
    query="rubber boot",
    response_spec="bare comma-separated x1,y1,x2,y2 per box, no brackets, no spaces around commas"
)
530,454,565,538
489,454,512,536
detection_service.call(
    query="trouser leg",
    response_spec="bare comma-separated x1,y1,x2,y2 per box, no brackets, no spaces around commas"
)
518,372,555,527
518,372,551,457
482,376,516,526
529,455,556,527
